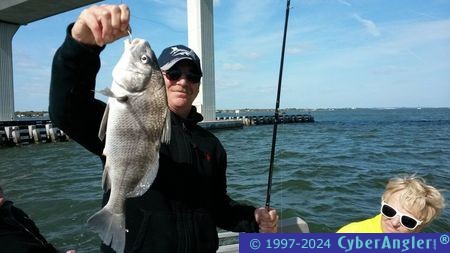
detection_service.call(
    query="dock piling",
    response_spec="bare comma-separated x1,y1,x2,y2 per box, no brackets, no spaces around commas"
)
0,120,69,147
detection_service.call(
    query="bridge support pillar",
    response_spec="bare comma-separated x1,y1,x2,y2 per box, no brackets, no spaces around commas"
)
0,22,19,121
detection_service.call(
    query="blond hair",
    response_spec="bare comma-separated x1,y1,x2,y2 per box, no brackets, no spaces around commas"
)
382,175,445,226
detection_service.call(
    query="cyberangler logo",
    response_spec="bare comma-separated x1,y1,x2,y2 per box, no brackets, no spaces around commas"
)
338,235,437,252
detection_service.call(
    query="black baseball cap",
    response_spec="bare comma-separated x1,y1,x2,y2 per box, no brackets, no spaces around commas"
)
158,45,202,75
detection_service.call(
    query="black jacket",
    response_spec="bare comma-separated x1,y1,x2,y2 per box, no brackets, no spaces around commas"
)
0,201,57,253
49,24,258,253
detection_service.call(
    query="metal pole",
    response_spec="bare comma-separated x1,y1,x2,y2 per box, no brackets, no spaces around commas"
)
266,0,291,210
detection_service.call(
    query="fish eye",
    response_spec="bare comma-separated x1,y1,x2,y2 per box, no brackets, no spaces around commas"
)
140,55,149,64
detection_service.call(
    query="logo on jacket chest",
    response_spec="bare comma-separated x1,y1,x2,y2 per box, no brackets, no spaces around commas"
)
204,151,212,161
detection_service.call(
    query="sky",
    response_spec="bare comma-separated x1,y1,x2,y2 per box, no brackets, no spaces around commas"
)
10,0,450,111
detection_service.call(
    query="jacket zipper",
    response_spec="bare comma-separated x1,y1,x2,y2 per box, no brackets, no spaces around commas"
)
12,213,48,247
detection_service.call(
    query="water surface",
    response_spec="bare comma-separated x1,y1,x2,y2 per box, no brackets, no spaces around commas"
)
1,108,449,251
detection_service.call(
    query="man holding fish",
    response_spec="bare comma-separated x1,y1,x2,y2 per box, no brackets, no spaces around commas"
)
49,4,278,253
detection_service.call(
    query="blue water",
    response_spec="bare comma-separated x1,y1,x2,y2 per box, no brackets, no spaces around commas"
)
1,108,449,252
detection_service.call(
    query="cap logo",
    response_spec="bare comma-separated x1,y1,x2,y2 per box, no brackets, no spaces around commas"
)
169,46,197,60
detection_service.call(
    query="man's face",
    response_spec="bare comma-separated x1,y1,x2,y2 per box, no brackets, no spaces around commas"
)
163,60,200,117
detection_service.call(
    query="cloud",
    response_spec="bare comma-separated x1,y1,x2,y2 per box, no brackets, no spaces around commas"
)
338,0,352,7
216,78,241,89
287,43,315,55
244,52,263,60
222,63,246,71
371,65,408,76
399,19,450,42
281,16,450,108
353,14,381,37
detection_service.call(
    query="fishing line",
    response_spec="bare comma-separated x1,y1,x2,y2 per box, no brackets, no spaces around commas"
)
127,29,133,41
265,0,291,211
118,0,186,34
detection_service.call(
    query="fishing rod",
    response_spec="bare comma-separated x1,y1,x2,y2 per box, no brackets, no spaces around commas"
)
266,0,291,210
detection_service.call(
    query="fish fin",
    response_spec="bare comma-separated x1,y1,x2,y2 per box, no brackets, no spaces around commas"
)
101,164,111,191
98,103,110,141
99,87,128,102
87,207,126,253
98,87,116,97
127,152,160,198
161,109,171,144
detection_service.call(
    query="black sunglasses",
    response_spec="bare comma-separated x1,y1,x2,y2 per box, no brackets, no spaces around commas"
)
164,69,201,83
380,201,422,230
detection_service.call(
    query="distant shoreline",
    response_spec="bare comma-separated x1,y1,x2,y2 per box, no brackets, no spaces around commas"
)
217,107,450,114
15,107,449,118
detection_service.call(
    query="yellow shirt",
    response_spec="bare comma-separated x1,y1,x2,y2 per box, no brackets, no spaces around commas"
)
337,214,383,233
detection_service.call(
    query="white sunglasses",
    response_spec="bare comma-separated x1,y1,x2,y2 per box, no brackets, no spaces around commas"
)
380,201,422,230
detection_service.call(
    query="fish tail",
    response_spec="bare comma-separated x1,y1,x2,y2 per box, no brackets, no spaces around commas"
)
87,208,126,253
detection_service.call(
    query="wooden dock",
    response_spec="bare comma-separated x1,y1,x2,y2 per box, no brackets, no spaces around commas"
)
216,114,314,126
